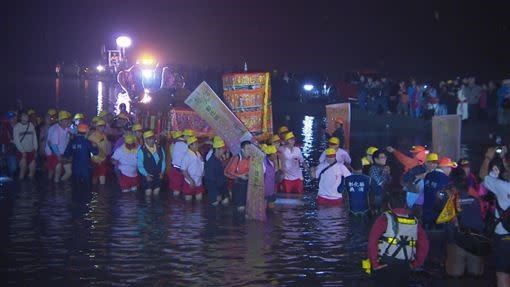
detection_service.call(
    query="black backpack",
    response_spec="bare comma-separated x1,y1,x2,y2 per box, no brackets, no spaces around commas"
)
495,200,510,233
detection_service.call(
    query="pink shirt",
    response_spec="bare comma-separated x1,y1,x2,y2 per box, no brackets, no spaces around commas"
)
279,146,304,180
45,124,70,156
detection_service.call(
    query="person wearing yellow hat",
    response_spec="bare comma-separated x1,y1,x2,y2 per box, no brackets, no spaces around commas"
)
27,109,38,127
13,110,38,180
45,110,72,183
180,136,205,201
87,118,111,185
328,117,346,149
269,134,282,149
167,130,188,196
425,153,439,172
63,124,99,188
280,131,308,193
183,129,195,140
263,144,279,209
112,134,140,192
319,137,351,165
387,145,429,173
312,147,351,206
422,157,456,228
225,140,252,212
204,136,229,205
361,146,378,175
277,126,289,140
70,113,85,136
137,129,166,196
131,124,143,143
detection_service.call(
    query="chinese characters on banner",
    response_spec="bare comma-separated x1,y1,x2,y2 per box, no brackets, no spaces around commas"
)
325,103,351,150
432,115,461,161
185,82,252,155
246,145,267,221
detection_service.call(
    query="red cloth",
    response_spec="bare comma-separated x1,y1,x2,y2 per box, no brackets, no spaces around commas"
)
46,154,59,171
168,166,184,191
119,174,139,189
367,208,429,269
317,196,343,206
93,161,109,177
183,181,205,196
282,179,303,193
393,150,423,173
16,151,36,163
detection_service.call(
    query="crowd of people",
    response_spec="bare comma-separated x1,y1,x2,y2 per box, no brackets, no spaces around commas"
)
0,104,509,286
354,75,510,125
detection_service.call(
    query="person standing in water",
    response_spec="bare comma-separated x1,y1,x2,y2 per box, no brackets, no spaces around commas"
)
13,111,38,180
137,130,166,197
279,132,309,193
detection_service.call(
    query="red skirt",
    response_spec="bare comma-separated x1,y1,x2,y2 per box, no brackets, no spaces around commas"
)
183,181,205,196
119,174,140,189
93,161,109,177
168,166,184,191
46,154,59,171
282,179,304,193
317,196,343,206
16,151,36,163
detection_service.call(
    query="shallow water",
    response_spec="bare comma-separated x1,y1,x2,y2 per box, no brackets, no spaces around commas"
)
3,76,495,286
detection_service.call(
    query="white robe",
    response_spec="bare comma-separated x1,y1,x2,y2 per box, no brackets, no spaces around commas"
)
456,89,468,120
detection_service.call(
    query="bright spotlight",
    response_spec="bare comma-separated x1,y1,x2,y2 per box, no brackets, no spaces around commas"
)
303,84,314,91
142,69,154,79
96,65,105,72
116,36,132,48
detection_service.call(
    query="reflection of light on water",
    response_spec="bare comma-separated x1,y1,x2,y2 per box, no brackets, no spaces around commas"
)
55,78,61,108
115,92,131,114
301,116,314,158
97,81,104,115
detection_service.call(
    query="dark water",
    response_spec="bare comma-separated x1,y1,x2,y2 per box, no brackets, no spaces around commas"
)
3,77,495,286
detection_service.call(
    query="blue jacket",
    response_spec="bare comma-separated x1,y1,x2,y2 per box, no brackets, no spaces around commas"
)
344,173,374,213
423,169,449,211
64,135,98,171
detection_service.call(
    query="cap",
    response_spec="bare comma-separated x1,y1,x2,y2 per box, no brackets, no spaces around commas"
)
426,153,439,162
438,157,457,168
187,136,198,145
278,126,289,134
132,124,143,132
212,136,225,148
325,148,336,157
95,119,106,126
47,109,57,116
74,113,85,120
284,132,295,141
328,137,340,145
77,124,89,133
58,110,71,121
170,130,182,139
183,129,195,137
143,130,155,139
124,134,136,144
271,134,281,143
264,144,277,155
361,156,370,166
27,109,36,116
335,116,344,124
366,146,378,156
410,145,427,153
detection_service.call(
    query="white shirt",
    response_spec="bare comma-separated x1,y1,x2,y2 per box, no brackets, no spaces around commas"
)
112,146,139,177
181,150,205,186
483,175,510,235
45,123,69,156
279,146,304,180
171,140,188,168
315,162,351,200
13,123,38,153
318,148,351,165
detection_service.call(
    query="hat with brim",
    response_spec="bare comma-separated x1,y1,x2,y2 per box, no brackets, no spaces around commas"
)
187,136,198,145
212,136,225,148
284,132,295,141
143,130,155,139
328,137,340,146
438,157,457,168
325,148,336,158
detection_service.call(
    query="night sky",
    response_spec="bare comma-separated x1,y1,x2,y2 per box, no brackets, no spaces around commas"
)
8,0,510,80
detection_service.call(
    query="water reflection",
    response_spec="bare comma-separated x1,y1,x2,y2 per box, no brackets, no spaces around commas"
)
55,78,61,108
301,115,314,159
97,81,104,115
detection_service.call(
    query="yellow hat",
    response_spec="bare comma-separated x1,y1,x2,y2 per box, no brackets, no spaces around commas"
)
74,113,85,120
271,134,281,143
171,131,182,139
187,136,198,145
124,134,136,144
278,126,289,134
47,109,57,116
58,110,71,121
366,147,378,156
426,153,439,162
143,130,155,139
183,129,195,137
284,132,295,141
95,119,106,126
98,111,109,118
91,116,101,124
27,109,36,116
325,147,336,157
212,136,225,149
328,137,340,145
361,156,370,166
260,143,268,151
264,144,277,155
132,124,143,132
